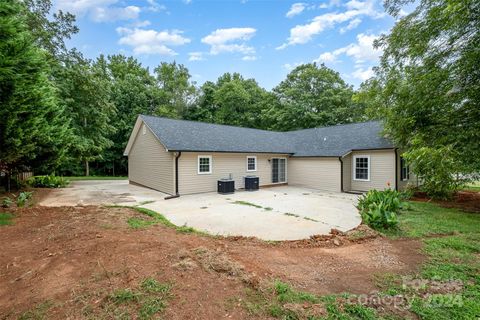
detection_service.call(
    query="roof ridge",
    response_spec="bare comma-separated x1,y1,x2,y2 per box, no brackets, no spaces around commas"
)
140,114,285,134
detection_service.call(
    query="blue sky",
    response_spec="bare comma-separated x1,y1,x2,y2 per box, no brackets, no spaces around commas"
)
57,0,398,89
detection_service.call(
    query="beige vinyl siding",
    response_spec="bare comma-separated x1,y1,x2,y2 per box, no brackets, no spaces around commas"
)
397,151,418,190
342,154,352,191
350,150,395,192
128,123,175,194
288,158,341,192
178,153,287,195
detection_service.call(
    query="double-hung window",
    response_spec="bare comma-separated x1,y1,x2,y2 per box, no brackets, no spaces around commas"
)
400,156,410,181
198,155,212,174
246,156,257,172
353,155,370,181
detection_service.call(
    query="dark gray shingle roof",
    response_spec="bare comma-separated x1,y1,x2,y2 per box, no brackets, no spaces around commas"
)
140,115,393,157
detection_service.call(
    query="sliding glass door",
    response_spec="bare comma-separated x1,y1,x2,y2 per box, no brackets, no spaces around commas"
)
272,158,286,183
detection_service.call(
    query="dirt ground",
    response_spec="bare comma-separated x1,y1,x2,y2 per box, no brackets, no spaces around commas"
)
413,190,480,213
0,193,424,319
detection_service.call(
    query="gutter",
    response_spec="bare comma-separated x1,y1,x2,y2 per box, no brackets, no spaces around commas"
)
339,157,344,193
394,148,399,191
164,151,182,200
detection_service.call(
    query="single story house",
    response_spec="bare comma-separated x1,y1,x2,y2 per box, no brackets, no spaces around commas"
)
124,115,415,196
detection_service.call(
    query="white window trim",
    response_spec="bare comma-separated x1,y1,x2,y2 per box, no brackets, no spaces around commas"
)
246,156,257,172
353,155,370,182
197,155,212,175
271,157,288,183
401,159,410,181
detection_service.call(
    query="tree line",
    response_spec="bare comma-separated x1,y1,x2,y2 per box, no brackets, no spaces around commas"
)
1,0,478,197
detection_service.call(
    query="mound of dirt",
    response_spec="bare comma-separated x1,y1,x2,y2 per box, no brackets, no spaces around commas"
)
0,205,424,319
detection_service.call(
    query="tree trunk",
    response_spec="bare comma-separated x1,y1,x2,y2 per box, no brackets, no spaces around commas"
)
112,161,115,177
6,171,11,192
85,160,89,176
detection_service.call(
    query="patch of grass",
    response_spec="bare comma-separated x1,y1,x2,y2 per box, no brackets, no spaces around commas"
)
264,207,273,211
303,216,319,222
18,301,54,320
114,205,212,237
284,212,300,218
135,200,155,206
240,281,380,319
0,212,14,226
378,201,480,319
103,278,172,320
463,181,480,192
232,200,263,208
384,201,480,238
67,176,128,181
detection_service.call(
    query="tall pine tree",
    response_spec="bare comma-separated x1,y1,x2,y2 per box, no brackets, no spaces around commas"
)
0,0,70,190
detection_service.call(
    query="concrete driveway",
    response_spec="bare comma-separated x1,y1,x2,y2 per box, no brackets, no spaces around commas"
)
40,180,361,241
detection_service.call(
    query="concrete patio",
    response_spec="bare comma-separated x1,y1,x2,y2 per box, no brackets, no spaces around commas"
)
40,180,361,240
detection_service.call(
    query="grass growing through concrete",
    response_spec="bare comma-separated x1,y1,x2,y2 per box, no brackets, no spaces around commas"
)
284,212,300,218
0,213,14,226
232,200,263,208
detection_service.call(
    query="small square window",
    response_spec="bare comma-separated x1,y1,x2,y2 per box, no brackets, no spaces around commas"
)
247,156,257,172
198,156,212,174
353,156,370,181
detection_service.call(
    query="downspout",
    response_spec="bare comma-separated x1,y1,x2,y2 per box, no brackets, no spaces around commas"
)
164,151,182,200
339,157,344,193
394,148,399,191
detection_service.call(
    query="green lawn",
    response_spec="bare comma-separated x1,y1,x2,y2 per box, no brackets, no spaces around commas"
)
66,176,127,181
463,181,480,192
240,201,480,319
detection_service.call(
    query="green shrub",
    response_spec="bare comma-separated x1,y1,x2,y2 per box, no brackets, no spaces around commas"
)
16,191,33,207
27,175,69,188
357,189,404,230
1,197,13,208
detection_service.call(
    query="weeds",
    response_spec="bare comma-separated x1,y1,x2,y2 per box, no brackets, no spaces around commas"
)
0,213,14,226
232,200,263,208
1,197,12,208
18,301,54,320
16,191,33,207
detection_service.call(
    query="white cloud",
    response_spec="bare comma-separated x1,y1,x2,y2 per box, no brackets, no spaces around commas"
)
340,17,361,33
283,62,304,71
201,27,256,55
314,52,338,63
277,0,383,49
146,0,167,12
183,0,192,4
286,3,306,18
314,33,381,64
188,52,205,61
91,5,140,22
56,0,141,22
117,27,190,56
242,55,257,61
130,20,151,28
351,67,374,81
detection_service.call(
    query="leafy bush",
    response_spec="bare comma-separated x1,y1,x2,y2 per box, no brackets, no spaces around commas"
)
27,175,69,188
403,145,465,200
357,189,404,230
16,191,33,207
1,197,13,208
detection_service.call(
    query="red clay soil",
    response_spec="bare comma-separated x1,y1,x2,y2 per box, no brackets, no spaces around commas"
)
0,205,424,319
413,190,480,213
